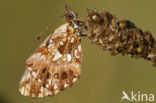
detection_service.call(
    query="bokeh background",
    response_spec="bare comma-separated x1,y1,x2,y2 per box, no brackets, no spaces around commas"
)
1,0,156,103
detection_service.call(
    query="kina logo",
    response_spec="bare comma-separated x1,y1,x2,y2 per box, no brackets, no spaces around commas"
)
121,91,154,102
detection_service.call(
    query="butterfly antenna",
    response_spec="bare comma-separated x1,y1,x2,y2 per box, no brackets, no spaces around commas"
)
65,5,78,19
34,15,64,42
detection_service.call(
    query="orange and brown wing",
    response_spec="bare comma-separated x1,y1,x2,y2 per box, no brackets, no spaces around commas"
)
19,23,82,97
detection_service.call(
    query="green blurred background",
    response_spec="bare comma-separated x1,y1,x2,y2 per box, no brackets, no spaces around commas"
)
1,0,156,103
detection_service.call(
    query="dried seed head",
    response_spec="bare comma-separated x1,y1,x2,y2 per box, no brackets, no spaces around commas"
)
85,9,156,66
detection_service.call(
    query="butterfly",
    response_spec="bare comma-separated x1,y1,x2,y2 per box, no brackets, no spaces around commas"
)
19,5,88,98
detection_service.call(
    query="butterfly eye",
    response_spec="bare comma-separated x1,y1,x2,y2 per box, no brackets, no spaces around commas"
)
66,13,74,19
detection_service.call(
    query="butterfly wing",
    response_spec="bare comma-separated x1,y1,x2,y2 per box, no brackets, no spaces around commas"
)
19,23,82,97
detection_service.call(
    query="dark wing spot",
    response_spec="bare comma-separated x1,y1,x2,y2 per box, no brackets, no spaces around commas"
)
46,73,50,79
42,68,46,73
62,72,67,79
43,84,46,88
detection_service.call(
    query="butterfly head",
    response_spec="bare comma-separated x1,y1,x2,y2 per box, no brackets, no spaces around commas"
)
65,5,89,38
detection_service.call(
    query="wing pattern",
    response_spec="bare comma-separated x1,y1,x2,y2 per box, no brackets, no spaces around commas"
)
19,23,82,97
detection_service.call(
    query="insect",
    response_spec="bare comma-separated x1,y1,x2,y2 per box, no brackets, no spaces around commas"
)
19,5,156,98
19,5,88,98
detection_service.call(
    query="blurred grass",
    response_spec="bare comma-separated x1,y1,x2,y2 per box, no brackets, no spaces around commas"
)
0,0,156,103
